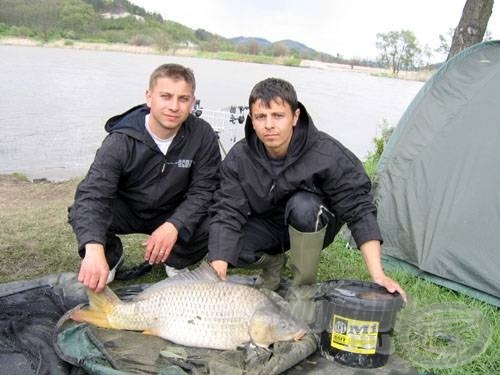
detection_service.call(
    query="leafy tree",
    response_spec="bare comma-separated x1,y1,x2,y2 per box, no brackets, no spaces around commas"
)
0,0,64,39
100,14,139,31
436,28,455,56
162,20,194,43
0,22,8,34
199,39,222,52
154,34,173,52
420,44,433,68
448,0,494,60
84,0,146,17
60,0,98,35
128,33,154,46
83,0,106,11
376,30,421,74
399,30,420,70
270,43,288,57
194,28,212,42
235,43,248,54
246,41,262,55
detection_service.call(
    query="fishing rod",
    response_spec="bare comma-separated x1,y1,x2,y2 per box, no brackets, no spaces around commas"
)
192,100,249,157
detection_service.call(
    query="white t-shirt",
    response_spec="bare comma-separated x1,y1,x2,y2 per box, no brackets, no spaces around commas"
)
145,114,174,155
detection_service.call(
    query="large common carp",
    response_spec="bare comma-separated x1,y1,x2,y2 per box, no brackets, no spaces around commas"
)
70,262,308,350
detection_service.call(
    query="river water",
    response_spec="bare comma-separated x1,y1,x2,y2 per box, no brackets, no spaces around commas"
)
0,45,423,181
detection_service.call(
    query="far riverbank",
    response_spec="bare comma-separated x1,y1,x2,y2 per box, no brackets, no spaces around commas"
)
0,37,432,82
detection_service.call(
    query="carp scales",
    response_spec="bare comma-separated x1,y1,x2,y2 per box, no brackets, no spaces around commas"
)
70,262,308,350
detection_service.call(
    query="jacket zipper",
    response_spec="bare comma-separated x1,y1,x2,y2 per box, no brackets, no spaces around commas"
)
160,134,182,175
269,182,276,194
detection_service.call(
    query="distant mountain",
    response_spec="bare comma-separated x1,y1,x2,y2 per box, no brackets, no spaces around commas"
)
230,36,272,48
230,36,317,54
275,39,316,54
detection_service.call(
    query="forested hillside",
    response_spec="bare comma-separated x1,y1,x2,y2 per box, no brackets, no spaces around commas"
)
0,0,339,63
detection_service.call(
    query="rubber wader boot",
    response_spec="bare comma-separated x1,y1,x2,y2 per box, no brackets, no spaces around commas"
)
287,225,326,324
252,253,286,291
289,225,326,287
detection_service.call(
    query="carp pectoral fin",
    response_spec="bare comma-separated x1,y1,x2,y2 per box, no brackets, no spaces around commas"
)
248,321,273,348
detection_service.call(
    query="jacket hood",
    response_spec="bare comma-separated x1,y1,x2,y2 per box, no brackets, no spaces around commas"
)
244,101,320,166
104,104,205,153
104,104,149,139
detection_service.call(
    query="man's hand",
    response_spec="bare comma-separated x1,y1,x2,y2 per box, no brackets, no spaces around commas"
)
78,243,109,293
372,274,407,303
210,260,228,280
143,221,178,264
360,239,408,303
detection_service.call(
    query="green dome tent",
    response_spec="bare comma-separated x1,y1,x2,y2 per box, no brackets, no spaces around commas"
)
373,40,500,307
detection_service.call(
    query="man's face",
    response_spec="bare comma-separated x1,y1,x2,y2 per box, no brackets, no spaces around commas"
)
251,98,300,158
146,76,195,138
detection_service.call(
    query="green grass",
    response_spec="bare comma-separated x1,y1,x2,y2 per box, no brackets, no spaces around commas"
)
10,171,29,181
358,150,499,375
196,51,301,66
371,72,399,79
0,172,498,374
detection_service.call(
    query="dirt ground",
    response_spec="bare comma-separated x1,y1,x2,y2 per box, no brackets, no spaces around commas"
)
0,174,76,207
0,174,80,282
0,174,156,284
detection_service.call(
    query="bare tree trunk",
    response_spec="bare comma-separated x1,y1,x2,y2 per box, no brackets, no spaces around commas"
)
447,0,494,60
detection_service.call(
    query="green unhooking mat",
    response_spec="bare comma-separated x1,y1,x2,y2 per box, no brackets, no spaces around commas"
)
0,273,317,375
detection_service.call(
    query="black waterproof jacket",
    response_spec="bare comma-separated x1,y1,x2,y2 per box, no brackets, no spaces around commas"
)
208,102,381,265
71,104,221,248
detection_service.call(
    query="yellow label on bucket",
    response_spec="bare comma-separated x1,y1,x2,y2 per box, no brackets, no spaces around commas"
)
330,314,379,354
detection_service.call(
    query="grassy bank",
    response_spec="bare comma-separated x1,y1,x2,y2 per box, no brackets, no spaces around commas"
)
0,37,301,67
196,50,301,66
0,173,497,374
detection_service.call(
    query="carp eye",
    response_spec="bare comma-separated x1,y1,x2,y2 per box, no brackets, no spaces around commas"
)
279,320,287,329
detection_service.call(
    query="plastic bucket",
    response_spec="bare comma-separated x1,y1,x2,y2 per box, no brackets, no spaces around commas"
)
314,279,404,368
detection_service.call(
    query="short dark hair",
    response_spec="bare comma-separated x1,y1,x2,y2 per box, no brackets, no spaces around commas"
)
149,63,196,93
249,78,298,113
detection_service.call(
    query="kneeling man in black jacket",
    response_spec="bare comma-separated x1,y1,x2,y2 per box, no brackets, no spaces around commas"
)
208,77,406,303
69,63,220,292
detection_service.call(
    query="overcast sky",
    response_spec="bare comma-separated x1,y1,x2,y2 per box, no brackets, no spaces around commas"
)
130,0,500,62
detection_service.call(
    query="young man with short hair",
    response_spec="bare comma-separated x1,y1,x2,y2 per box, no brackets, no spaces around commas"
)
208,77,406,302
69,63,221,292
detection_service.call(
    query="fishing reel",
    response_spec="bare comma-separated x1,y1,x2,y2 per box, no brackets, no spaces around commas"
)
228,105,250,124
192,99,204,117
191,100,249,157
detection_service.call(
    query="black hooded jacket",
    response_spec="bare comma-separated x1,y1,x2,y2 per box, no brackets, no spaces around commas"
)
71,104,221,248
208,102,381,265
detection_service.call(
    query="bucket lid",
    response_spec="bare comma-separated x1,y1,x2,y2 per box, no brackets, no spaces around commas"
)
315,279,404,311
